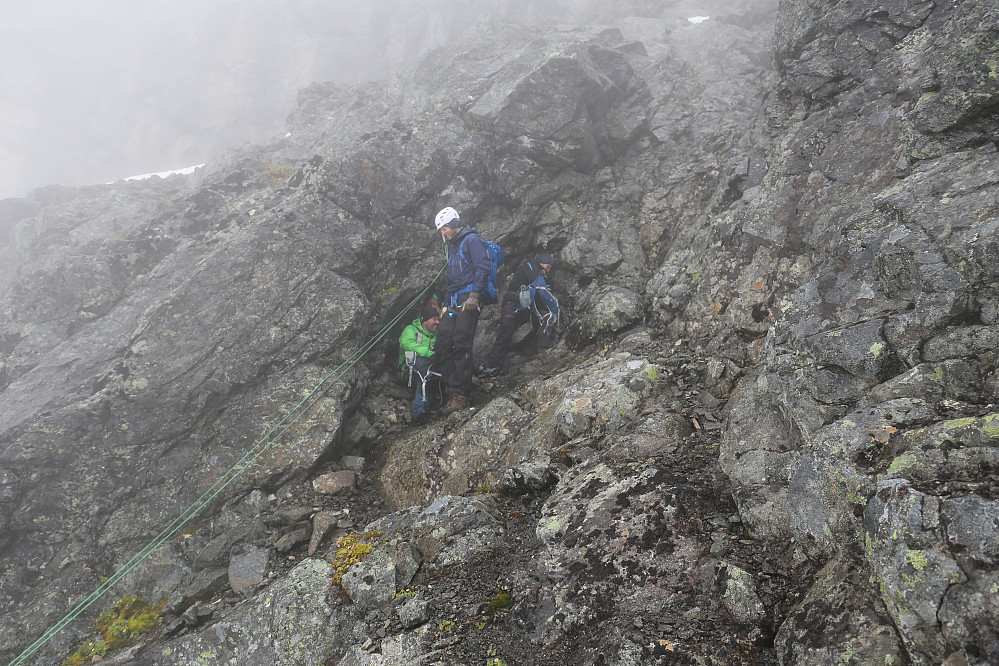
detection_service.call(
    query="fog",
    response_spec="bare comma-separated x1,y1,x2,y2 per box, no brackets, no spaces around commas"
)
0,0,722,200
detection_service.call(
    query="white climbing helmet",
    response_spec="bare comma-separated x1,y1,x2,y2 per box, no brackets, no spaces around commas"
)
434,207,460,230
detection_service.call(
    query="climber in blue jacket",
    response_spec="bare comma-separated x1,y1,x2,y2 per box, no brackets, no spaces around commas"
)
434,206,492,415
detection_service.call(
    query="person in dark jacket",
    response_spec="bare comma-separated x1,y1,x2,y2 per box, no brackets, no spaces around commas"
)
433,206,492,414
397,307,441,424
479,252,559,376
421,293,442,317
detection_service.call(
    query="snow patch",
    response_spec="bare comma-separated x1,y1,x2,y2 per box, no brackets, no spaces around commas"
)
688,16,710,24
119,164,203,182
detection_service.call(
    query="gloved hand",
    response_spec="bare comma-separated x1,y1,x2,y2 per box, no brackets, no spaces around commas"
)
462,292,481,312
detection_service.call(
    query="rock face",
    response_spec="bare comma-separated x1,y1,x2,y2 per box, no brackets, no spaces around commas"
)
1,0,998,664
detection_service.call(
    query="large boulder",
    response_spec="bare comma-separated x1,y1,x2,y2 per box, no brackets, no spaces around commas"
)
775,554,906,666
145,558,361,665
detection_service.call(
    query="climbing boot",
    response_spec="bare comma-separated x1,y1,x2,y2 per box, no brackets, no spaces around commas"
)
440,390,469,415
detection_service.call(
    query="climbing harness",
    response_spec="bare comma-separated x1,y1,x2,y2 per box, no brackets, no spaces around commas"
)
8,255,448,666
403,353,444,406
516,280,560,336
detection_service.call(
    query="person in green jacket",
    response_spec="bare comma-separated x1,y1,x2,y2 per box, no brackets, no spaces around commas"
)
398,307,442,424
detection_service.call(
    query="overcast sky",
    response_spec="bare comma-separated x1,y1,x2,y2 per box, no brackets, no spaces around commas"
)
0,1,398,199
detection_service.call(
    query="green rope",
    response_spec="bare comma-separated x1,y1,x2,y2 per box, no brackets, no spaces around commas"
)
8,257,447,666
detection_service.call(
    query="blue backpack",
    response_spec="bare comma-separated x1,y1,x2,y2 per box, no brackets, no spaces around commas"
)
457,234,505,305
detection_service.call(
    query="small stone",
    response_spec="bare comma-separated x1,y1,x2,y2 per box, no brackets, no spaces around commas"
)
181,567,229,603
163,618,185,637
181,602,203,626
162,593,189,616
308,510,338,556
723,565,765,624
312,470,357,495
341,455,366,471
274,527,310,553
710,542,733,557
274,506,313,524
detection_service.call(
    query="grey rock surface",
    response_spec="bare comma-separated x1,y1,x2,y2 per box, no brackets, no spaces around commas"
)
397,596,430,630
145,558,359,665
2,0,998,664
228,545,270,597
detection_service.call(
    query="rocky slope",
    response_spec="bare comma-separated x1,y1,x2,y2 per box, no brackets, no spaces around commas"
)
1,0,997,664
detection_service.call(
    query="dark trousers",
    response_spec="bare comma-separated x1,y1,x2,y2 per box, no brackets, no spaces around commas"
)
486,296,552,370
435,304,480,396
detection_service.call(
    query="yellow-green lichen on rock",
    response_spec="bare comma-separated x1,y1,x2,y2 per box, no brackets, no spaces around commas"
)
886,453,919,476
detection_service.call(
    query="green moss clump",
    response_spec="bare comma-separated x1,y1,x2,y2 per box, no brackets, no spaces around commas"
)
329,530,383,586
487,591,512,612
62,639,109,666
391,588,417,600
63,595,164,666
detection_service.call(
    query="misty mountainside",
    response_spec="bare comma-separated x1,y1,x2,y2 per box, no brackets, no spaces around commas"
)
1,0,999,664
1,0,693,201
